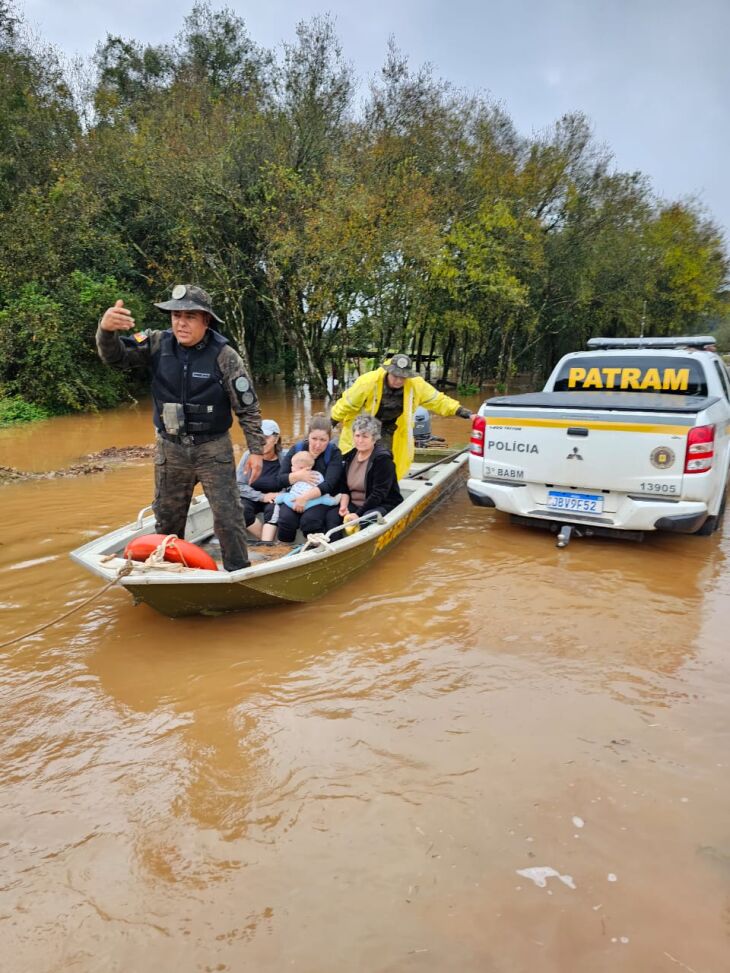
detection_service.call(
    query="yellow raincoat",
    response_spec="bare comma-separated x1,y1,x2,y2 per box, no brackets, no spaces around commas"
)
331,367,462,479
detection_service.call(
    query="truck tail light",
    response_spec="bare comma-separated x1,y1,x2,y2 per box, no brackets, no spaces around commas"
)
470,415,486,457
684,425,715,473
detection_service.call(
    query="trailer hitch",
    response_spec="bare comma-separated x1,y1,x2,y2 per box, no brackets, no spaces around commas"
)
556,525,573,548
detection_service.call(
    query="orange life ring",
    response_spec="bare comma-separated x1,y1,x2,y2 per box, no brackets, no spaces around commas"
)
123,534,218,571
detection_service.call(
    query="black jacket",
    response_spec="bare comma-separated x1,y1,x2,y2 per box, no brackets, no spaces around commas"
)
338,444,403,515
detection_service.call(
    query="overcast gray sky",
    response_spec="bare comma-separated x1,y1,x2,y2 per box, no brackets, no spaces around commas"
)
21,0,730,241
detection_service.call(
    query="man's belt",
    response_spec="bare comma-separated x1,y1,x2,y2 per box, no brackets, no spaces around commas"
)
159,430,226,446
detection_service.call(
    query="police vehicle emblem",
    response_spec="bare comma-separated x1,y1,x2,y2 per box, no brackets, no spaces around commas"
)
650,446,675,469
172,284,187,299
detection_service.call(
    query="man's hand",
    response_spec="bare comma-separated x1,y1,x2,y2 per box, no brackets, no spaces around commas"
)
456,406,473,420
243,453,263,483
100,299,136,332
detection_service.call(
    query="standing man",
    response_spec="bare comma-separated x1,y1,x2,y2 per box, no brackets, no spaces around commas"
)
331,353,473,480
97,284,264,572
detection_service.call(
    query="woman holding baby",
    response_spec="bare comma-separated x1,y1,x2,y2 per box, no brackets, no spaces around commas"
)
275,415,344,542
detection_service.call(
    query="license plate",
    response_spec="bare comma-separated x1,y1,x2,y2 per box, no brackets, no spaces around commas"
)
547,491,604,514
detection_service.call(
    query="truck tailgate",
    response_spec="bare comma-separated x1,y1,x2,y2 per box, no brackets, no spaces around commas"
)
481,403,694,498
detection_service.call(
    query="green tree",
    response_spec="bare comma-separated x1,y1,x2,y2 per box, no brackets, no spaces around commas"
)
643,203,728,334
0,1,78,212
0,272,146,411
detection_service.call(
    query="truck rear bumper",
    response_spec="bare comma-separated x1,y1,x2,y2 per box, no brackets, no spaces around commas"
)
466,478,709,533
652,511,708,533
466,491,496,508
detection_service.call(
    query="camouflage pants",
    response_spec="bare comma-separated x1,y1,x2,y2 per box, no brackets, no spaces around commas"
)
153,433,249,571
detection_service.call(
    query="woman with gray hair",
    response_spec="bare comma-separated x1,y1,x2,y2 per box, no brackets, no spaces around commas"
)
335,414,403,529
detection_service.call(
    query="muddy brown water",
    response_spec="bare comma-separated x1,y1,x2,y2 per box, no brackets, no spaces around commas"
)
0,390,728,972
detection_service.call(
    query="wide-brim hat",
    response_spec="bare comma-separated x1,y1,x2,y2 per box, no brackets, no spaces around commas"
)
383,353,414,378
154,284,224,325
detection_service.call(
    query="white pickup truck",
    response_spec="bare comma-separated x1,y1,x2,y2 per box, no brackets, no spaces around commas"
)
467,336,730,545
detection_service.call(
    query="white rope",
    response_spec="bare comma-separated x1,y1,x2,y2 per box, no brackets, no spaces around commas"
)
101,536,188,573
0,559,135,649
135,560,187,573
144,534,189,569
300,532,336,553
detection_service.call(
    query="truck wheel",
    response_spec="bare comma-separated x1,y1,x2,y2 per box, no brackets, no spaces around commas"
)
695,488,727,536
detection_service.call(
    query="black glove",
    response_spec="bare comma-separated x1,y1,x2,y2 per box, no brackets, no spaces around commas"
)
456,406,473,419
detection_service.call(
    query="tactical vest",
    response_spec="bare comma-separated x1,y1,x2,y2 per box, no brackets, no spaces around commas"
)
151,330,232,437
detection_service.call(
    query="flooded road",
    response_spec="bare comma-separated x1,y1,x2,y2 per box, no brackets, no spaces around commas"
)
1,392,729,972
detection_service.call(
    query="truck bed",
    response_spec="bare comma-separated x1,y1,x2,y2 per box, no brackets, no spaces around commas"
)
486,391,719,414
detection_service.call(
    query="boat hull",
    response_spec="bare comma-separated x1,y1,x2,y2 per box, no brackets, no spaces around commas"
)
71,451,467,617
127,528,386,616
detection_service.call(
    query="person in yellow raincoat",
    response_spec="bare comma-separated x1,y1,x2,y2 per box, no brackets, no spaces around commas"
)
330,354,473,480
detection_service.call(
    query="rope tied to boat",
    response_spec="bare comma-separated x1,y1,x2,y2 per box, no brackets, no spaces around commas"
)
144,534,190,571
0,558,136,649
100,535,190,573
299,510,386,554
300,532,336,553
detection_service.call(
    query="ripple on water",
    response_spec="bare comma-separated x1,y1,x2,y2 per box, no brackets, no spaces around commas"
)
6,554,60,572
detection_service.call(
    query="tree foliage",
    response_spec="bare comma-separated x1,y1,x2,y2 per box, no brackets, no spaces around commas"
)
0,0,727,416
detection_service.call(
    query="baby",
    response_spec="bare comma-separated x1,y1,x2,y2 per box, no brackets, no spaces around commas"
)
260,451,339,542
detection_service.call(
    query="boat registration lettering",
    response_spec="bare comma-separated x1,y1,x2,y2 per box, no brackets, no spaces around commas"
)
374,491,435,553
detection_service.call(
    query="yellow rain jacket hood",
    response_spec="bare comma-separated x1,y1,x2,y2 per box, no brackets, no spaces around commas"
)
331,367,462,479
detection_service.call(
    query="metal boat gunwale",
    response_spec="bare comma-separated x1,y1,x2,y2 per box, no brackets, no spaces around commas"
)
70,452,468,594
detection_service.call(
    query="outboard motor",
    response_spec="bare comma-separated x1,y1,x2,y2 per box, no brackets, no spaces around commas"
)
413,407,432,445
413,407,445,446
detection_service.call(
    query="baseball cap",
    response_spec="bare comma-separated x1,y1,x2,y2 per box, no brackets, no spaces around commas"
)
261,419,280,436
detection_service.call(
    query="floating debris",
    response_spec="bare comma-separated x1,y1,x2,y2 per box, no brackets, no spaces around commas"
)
0,445,154,483
516,866,576,890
